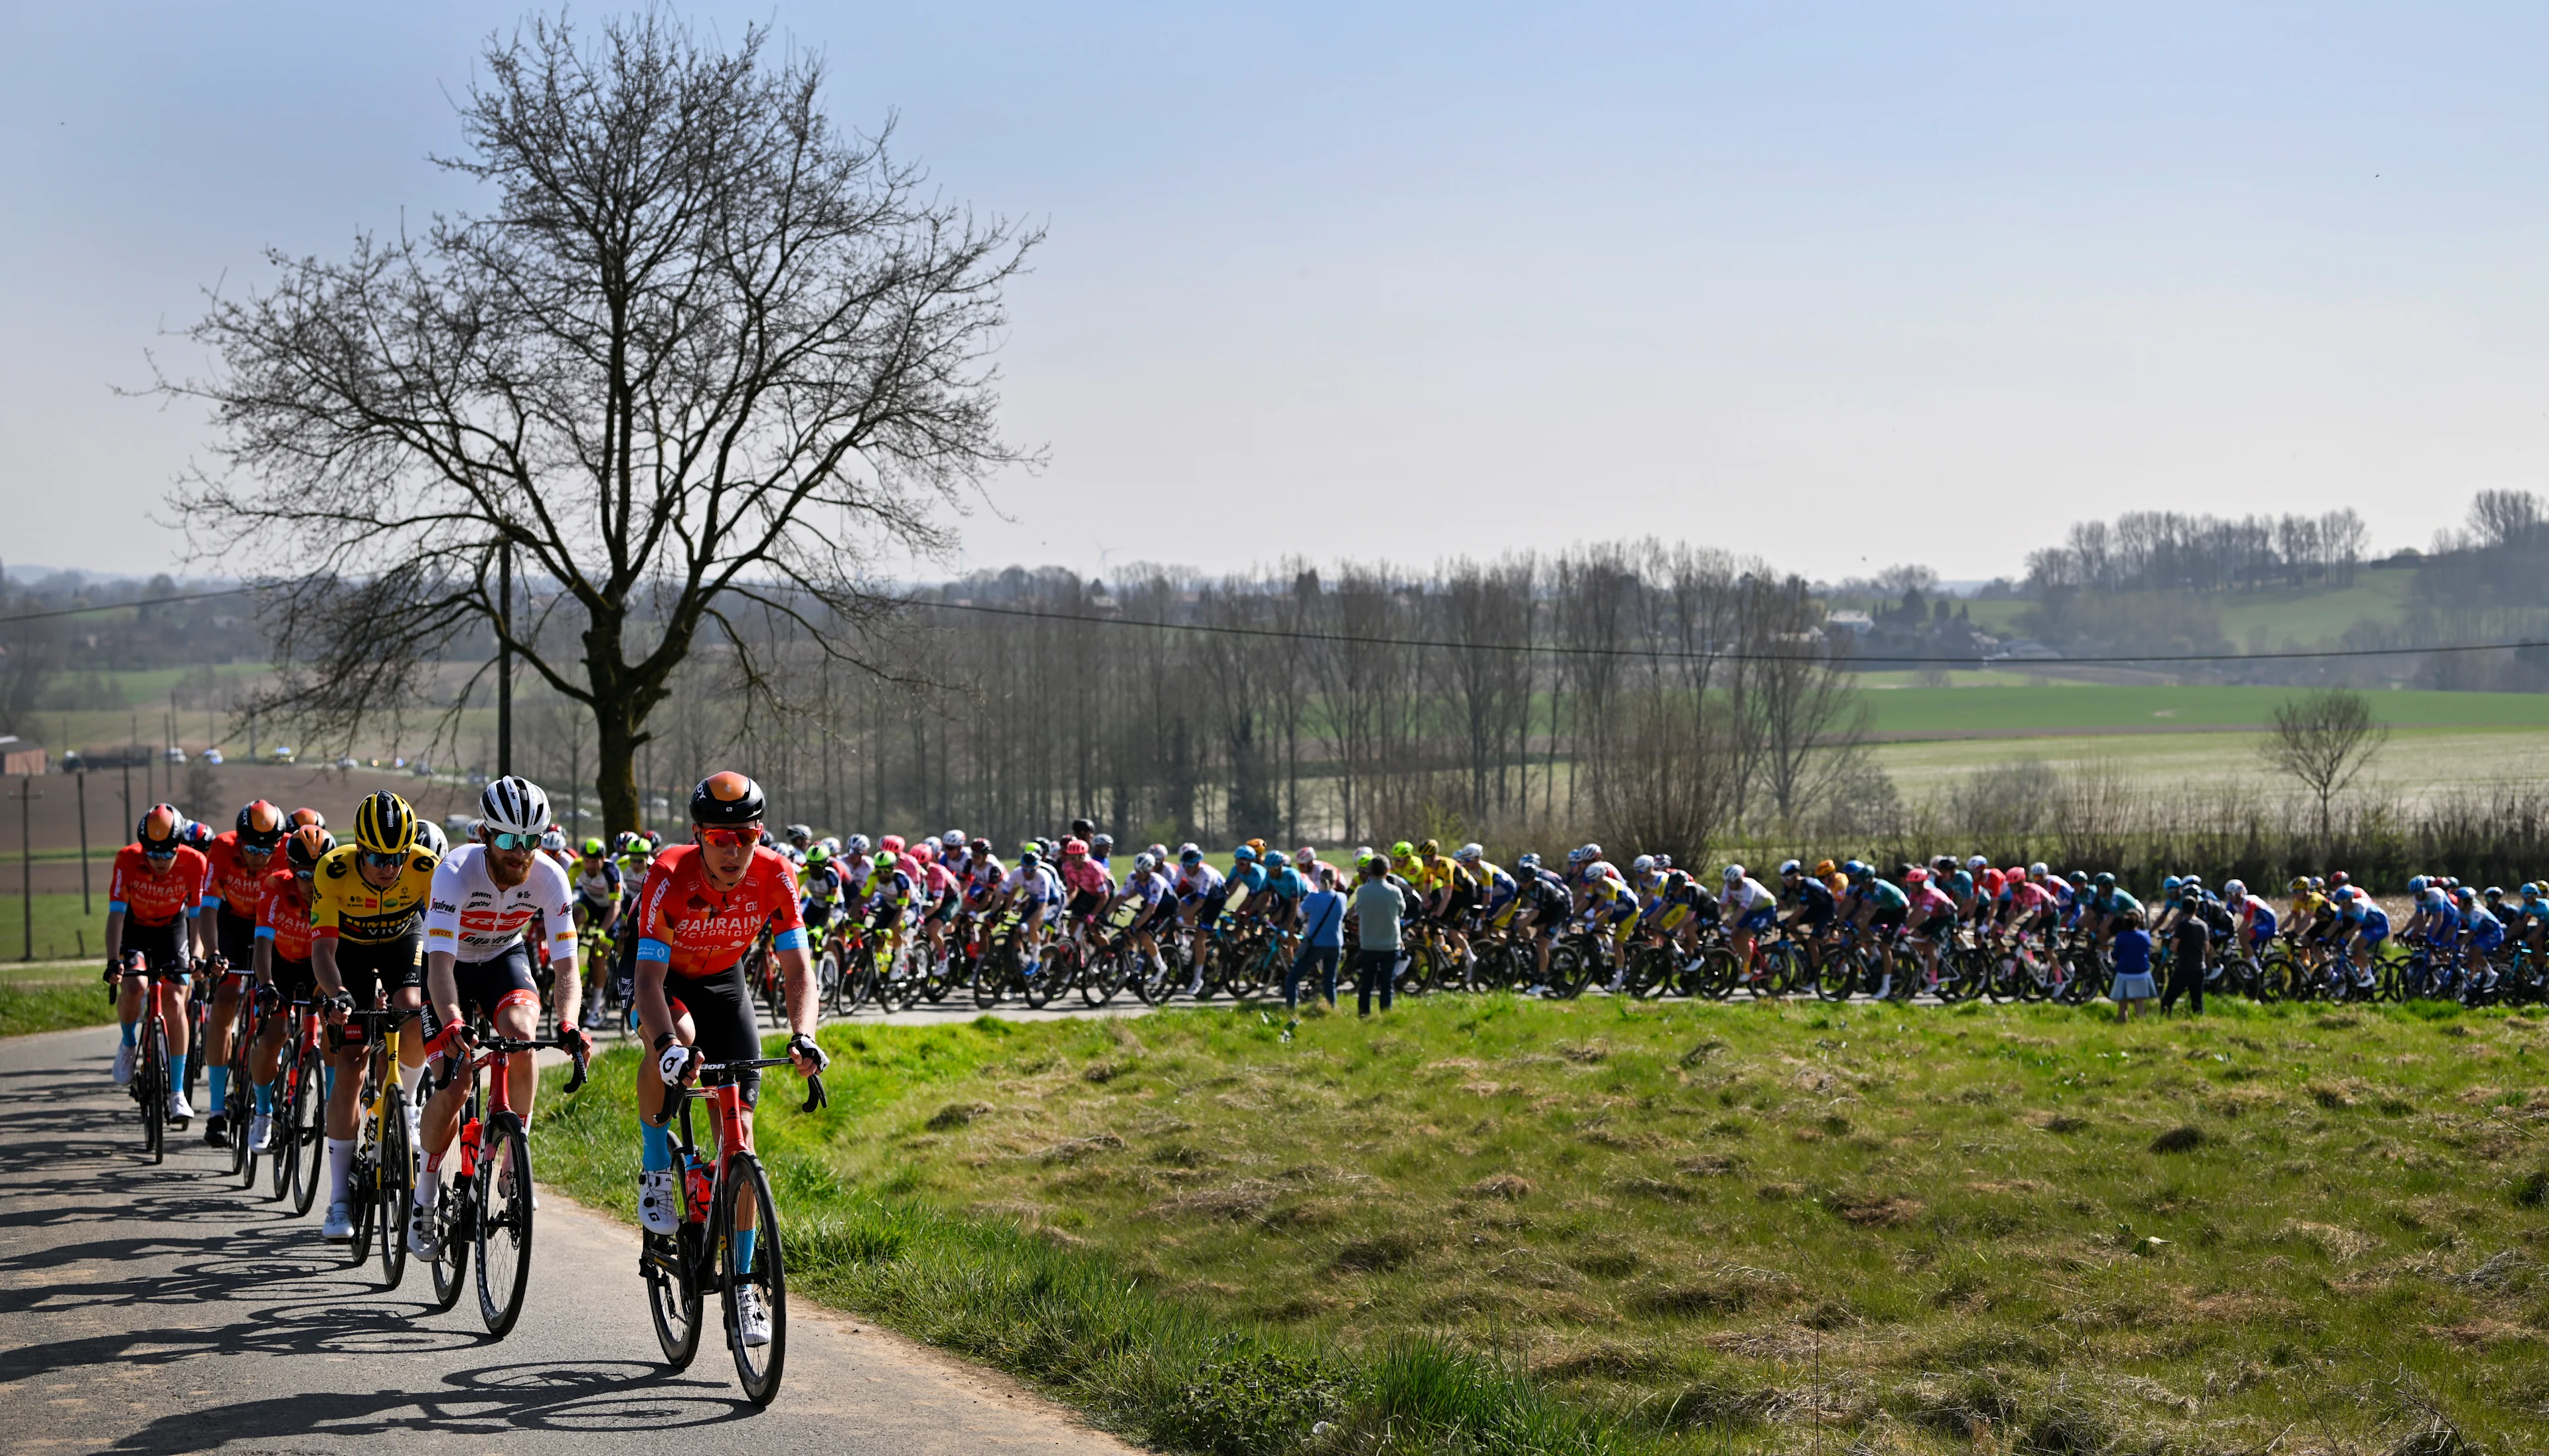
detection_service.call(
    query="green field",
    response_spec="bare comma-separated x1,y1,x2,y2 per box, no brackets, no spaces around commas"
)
0,978,112,1036
1859,685,2549,737
0,893,112,964
536,998,2548,1454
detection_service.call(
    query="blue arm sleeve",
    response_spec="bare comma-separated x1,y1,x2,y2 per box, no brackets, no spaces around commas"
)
636,938,670,964
772,927,807,952
108,900,129,914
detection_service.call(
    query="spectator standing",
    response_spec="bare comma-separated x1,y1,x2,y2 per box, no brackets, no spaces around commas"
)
2110,912,2157,1022
1352,860,1405,1016
2163,905,2207,1015
1289,866,1346,1011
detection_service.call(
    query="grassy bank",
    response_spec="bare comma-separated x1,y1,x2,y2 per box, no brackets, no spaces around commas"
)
0,893,111,964
536,998,2547,1453
0,977,113,1037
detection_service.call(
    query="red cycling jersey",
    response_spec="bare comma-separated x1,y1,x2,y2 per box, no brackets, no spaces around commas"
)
200,831,273,920
256,868,317,964
635,843,805,979
109,844,208,928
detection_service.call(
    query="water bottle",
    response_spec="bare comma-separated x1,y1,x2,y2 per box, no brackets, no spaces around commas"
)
683,1155,713,1223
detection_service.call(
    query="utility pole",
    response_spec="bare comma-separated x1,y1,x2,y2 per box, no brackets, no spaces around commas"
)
14,777,37,962
121,757,133,844
76,770,90,914
498,542,514,778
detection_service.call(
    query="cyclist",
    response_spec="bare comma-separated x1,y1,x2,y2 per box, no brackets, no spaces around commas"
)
245,825,332,1154
1719,864,1776,985
632,772,826,1348
2460,886,2507,995
194,799,287,1147
782,824,815,867
2333,887,2389,987
573,837,624,938
309,791,441,1241
1845,863,1912,999
410,776,586,1256
860,849,918,973
1900,867,1956,991
1776,859,1836,972
1055,838,1116,952
838,834,876,889
1113,851,1178,985
106,804,210,1124
798,843,849,948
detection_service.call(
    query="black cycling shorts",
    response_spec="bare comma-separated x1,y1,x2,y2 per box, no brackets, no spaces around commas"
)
270,955,317,1005
927,888,961,924
121,917,190,979
1067,888,1105,921
451,940,542,1022
333,931,424,1006
1913,912,1955,941
1869,905,1908,934
657,964,761,1106
803,899,837,930
213,909,258,971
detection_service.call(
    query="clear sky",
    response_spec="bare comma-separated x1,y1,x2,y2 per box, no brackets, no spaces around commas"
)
9,3,2549,585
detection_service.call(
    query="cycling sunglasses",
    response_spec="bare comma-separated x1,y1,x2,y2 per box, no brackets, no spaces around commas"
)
358,849,406,869
694,826,758,849
485,830,541,851
143,847,177,861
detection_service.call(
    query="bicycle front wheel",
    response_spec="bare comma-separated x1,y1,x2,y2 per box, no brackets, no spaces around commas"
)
475,1114,534,1337
645,1224,706,1370
376,1088,412,1290
426,1141,471,1315
229,1026,256,1183
719,1152,789,1406
141,1025,167,1163
284,1051,323,1214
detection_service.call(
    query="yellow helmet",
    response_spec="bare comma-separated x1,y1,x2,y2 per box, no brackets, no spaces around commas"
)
350,791,420,857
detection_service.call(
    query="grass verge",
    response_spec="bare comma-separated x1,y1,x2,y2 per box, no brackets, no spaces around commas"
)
0,977,114,1037
537,997,2549,1453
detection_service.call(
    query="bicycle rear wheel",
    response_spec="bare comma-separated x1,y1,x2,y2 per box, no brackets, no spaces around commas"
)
646,1224,706,1369
229,1019,256,1183
141,1023,167,1163
475,1114,534,1337
1022,949,1057,1009
719,1152,789,1406
426,1145,472,1315
285,1051,323,1213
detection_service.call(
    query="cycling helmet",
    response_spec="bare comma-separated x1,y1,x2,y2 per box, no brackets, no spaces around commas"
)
136,804,183,852
1932,855,1956,873
2526,883,2544,899
1134,851,1158,873
1091,834,1115,853
2288,876,2311,894
2406,875,2428,895
1296,845,1319,867
1632,854,1657,875
2223,879,2246,901
1777,859,1802,877
915,841,939,865
1232,844,1259,863
1146,843,1170,863
1063,837,1089,857
287,806,327,831
970,837,992,856
869,849,898,873
1905,866,1930,885
412,818,445,857
880,834,906,856
2029,862,2048,879
2485,885,2506,902
580,837,606,856
688,772,765,827
1418,838,1440,857
1655,854,1674,870
1516,852,1541,871
806,844,832,867
1456,843,1483,863
1071,818,1096,840
1849,862,1874,883
1968,855,1989,871
1391,841,1415,860
537,828,567,855
1018,840,1041,859
2183,874,2202,889
2094,871,2116,889
283,825,335,871
179,820,214,852
1578,842,1602,863
785,824,814,845
2161,876,2182,895
2310,876,2326,891
1018,846,1041,868
478,776,549,838
1247,837,1268,859
2327,870,2350,889
844,834,872,855
2068,871,2088,888
943,830,966,850
350,792,420,856
1721,864,1745,885
1178,844,1203,865
235,800,286,851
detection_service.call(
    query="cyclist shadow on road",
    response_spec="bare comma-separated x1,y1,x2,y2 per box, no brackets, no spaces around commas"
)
100,1358,762,1453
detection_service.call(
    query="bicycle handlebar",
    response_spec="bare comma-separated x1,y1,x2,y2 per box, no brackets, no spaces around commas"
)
692,1054,828,1114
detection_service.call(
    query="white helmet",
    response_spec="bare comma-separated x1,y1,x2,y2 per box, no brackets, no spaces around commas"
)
1967,855,1988,871
1722,863,1746,885
1456,842,1484,863
539,828,568,854
479,776,551,837
942,830,965,849
2223,879,2247,901
845,834,872,855
416,818,449,856
1632,854,1656,875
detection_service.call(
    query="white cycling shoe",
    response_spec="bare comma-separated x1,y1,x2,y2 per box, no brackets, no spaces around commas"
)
406,1196,441,1258
112,1044,136,1086
321,1201,356,1241
247,1114,275,1152
638,1169,678,1234
165,1090,194,1126
735,1285,773,1347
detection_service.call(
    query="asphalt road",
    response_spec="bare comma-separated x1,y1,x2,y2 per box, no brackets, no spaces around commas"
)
0,1025,1138,1455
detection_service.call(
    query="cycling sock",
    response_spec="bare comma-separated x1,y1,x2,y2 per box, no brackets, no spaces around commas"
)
208,1066,229,1114
640,1119,674,1173
327,1137,356,1204
178,1053,194,1088
254,1079,274,1116
734,1227,757,1273
119,1019,137,1047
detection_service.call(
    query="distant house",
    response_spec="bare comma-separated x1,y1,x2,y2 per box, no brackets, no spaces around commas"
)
1987,638,2062,661
1825,610,1875,636
0,735,48,775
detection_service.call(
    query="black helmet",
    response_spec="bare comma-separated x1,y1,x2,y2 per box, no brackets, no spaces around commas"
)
690,771,767,827
236,800,286,851
284,825,335,871
350,792,419,856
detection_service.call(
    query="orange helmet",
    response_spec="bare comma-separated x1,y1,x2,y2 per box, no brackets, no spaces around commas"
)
237,799,286,850
285,825,335,871
287,806,326,831
137,803,184,851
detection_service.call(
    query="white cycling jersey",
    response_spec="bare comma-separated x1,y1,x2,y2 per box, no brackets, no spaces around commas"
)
1001,863,1063,906
1722,877,1774,916
425,844,578,964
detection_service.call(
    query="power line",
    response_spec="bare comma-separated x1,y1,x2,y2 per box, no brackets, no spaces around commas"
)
0,585,256,624
907,595,2544,668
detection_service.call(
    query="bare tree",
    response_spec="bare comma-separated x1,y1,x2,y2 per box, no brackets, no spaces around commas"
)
159,12,1036,832
1734,577,1875,826
2259,688,2388,842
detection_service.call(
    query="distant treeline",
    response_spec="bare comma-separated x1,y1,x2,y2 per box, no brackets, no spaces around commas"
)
2024,509,2370,596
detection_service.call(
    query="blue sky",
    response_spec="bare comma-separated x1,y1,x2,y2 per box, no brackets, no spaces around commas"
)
9,3,2549,584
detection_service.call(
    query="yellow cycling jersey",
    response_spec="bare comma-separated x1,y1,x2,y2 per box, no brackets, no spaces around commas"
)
1417,855,1474,895
2290,891,2327,922
309,843,439,944
1586,873,1635,904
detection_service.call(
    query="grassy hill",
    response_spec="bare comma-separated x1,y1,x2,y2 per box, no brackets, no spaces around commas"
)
1859,685,2549,737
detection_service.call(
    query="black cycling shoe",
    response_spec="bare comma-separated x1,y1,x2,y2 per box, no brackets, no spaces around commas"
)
204,1112,230,1148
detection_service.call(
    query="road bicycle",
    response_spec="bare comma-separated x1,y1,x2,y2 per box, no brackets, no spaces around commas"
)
420,1023,589,1336
642,1054,828,1406
117,954,185,1164
337,1006,418,1289
216,963,262,1187
269,991,329,1216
